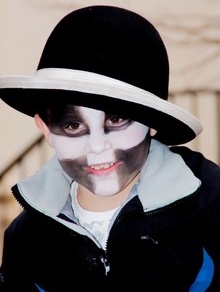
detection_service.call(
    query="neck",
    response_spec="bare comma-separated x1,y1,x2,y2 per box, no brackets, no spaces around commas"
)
77,174,140,212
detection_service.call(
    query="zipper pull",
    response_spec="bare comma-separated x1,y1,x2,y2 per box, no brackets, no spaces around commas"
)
101,255,110,275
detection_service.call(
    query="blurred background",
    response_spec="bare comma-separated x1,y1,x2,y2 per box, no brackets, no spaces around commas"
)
0,0,220,263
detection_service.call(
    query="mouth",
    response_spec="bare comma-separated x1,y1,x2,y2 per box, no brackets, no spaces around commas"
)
85,161,122,175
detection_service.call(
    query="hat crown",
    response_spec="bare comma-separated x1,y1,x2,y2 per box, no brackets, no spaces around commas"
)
38,5,169,100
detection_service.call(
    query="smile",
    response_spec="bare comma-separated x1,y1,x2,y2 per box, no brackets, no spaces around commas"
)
85,161,122,175
90,162,114,170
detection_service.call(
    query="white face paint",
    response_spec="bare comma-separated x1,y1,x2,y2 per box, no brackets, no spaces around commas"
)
47,105,150,196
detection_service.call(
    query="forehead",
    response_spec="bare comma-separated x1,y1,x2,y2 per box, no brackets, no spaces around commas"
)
48,104,105,118
45,104,124,127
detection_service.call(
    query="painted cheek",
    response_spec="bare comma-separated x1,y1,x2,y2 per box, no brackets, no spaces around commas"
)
109,123,149,150
50,133,87,160
59,157,87,182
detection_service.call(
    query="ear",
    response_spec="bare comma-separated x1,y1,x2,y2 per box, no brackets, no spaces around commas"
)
34,114,54,147
150,128,157,137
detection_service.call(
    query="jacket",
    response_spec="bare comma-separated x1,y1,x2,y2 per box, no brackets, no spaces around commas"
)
0,140,220,291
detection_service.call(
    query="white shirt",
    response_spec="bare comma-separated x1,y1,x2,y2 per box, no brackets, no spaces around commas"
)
71,182,119,250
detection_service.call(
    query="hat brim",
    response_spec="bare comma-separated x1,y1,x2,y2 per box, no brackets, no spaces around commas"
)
0,69,202,145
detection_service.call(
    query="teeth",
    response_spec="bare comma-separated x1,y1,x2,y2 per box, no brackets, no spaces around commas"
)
90,162,114,170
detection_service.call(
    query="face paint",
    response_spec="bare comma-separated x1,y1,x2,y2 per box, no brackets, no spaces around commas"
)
47,105,150,197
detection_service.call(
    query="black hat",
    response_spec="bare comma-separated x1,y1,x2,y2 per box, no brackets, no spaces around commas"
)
0,5,202,145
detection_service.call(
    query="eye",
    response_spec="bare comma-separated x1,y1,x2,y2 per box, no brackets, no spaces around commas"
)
63,121,86,136
106,115,131,130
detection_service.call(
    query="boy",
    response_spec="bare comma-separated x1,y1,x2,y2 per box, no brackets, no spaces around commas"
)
0,5,219,291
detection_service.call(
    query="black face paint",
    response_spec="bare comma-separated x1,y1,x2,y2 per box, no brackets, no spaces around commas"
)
47,105,150,196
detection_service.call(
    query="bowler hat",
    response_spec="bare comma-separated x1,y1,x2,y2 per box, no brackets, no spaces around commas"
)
0,5,202,145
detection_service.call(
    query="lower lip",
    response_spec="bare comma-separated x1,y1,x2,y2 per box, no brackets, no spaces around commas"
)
85,161,122,176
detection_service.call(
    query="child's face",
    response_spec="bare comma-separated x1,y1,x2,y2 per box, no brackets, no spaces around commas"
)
46,105,150,197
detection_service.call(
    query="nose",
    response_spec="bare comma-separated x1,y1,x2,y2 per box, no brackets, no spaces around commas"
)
85,131,111,154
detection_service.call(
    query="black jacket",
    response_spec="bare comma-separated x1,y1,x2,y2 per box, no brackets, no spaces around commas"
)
0,140,220,291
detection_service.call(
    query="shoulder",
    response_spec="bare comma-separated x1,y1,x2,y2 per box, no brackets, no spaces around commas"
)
171,146,220,220
170,145,220,179
2,211,38,254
